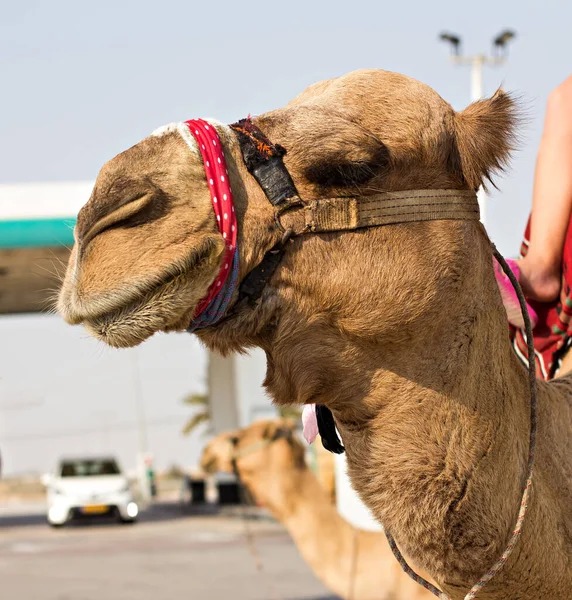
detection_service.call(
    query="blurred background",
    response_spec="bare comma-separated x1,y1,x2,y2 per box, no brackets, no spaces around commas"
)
1,1,570,599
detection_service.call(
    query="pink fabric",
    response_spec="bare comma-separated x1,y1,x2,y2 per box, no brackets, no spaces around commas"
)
494,257,538,329
302,404,318,445
185,119,237,318
511,214,572,379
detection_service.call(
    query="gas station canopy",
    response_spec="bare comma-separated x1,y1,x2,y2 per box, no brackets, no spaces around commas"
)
0,182,92,314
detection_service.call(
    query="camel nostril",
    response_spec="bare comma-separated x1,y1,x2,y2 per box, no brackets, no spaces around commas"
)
78,193,154,250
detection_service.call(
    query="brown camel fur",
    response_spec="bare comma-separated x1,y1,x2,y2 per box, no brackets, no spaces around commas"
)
58,69,572,598
201,418,434,600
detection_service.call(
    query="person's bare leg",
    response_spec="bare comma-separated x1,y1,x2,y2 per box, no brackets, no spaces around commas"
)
517,75,572,302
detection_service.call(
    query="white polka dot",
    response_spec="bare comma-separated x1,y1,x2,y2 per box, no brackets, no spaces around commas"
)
229,245,233,250
221,175,225,182
217,281,221,286
224,213,228,220
232,206,235,212
209,178,213,185
231,225,235,232
214,197,218,203
206,161,210,167
195,130,199,134
223,194,227,201
212,140,217,146
205,124,209,130
202,144,205,149
217,157,221,164
223,232,227,238
225,263,229,269
226,169,229,174
217,215,220,221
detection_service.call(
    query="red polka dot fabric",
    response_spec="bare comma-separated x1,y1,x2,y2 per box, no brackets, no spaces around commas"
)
185,119,238,319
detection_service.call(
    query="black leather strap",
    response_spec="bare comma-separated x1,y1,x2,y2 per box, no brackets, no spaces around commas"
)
316,405,345,454
230,118,299,206
236,242,287,307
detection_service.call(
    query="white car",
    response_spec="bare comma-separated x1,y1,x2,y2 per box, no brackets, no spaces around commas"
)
43,456,138,527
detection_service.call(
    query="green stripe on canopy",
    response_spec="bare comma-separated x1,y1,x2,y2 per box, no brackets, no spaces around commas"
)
0,218,76,248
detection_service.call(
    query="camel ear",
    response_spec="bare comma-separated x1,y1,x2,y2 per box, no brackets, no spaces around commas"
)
263,419,296,441
454,90,519,190
262,421,282,441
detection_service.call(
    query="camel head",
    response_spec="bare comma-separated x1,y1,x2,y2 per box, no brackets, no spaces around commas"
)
200,418,307,510
58,69,517,348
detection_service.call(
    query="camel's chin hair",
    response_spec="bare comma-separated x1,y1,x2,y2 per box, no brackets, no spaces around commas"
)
84,301,195,348
85,319,158,349
79,276,206,348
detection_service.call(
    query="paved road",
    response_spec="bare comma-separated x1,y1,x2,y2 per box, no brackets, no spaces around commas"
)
0,502,339,600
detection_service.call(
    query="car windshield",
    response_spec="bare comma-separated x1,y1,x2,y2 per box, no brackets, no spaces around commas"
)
60,459,120,477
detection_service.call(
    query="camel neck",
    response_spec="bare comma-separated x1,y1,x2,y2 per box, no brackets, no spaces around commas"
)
330,236,540,594
257,466,361,597
269,467,354,543
280,466,346,524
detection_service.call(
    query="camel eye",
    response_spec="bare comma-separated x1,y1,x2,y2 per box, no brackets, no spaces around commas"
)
303,144,390,188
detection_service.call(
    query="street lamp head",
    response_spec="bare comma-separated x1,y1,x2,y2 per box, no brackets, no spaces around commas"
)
439,32,461,56
493,29,516,56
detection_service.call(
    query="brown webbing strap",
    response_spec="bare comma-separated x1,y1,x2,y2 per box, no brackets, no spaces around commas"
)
280,189,480,234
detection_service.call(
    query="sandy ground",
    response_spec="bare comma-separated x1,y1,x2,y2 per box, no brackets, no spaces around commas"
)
0,500,339,600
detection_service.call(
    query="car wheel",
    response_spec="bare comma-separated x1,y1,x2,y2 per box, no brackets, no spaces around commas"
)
180,480,192,506
48,520,64,528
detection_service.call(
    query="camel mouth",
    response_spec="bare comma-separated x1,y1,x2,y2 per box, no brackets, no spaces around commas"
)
200,435,234,474
82,270,195,348
200,454,218,474
61,241,222,348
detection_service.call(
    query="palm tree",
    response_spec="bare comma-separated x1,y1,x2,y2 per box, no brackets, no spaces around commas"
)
181,393,210,436
277,405,302,422
181,391,301,437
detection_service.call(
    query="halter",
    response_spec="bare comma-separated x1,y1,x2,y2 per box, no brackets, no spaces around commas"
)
229,426,295,511
229,426,294,477
228,117,480,315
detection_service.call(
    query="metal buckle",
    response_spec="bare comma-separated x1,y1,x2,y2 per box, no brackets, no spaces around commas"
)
274,195,306,234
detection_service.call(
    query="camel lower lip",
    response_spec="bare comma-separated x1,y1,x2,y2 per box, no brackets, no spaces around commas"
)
84,306,160,348
80,271,199,348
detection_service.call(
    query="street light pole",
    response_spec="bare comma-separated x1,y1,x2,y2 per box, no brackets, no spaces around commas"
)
439,30,517,227
471,55,485,102
129,348,151,504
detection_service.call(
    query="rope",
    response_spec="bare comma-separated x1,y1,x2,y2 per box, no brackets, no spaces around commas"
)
385,244,538,600
240,500,281,600
385,533,447,598
347,527,359,600
230,438,282,600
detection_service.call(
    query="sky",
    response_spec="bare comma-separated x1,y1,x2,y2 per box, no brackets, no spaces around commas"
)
1,0,571,476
